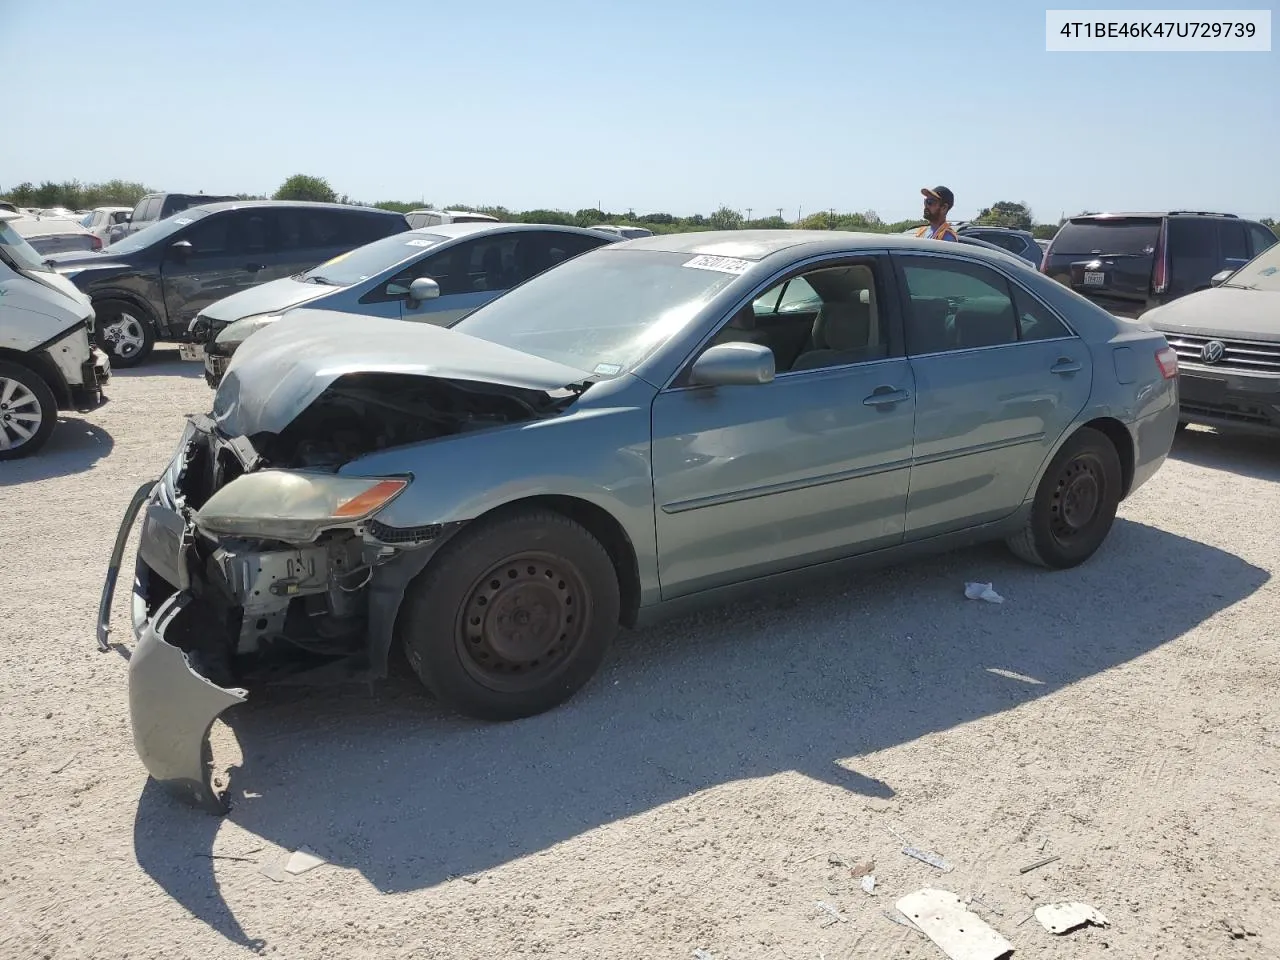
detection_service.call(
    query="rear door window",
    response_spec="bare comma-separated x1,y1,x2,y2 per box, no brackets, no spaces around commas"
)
1218,221,1249,262
1052,219,1160,256
1247,223,1278,257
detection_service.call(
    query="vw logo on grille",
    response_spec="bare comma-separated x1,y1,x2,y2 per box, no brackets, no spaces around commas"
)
1201,340,1226,364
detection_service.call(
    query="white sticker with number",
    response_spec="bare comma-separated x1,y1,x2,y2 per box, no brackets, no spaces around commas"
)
682,254,751,275
173,217,194,225
405,238,434,247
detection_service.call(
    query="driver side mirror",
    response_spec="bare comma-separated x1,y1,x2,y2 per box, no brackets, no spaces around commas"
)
169,239,193,262
1210,269,1233,287
689,342,775,387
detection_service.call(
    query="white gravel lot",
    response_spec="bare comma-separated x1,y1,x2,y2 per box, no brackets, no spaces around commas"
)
1,349,1278,959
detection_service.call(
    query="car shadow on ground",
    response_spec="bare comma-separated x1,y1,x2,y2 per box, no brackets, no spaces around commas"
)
132,518,1269,948
0,417,113,486
1172,425,1280,483
111,347,205,380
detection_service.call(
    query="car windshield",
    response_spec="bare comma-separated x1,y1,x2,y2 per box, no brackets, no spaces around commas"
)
451,249,742,376
299,232,448,285
1053,219,1161,256
107,209,212,255
1223,241,1280,291
0,221,53,273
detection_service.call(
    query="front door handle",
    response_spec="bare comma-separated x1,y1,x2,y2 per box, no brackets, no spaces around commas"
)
1050,358,1082,375
863,386,911,407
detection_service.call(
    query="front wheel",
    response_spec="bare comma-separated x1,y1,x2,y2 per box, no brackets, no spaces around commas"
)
0,361,57,460
94,299,156,368
400,508,621,721
1007,427,1123,569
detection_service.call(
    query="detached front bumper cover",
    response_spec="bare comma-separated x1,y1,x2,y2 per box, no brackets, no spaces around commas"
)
129,592,246,813
98,477,247,814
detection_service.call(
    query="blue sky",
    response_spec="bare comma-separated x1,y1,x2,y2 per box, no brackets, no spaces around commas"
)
2,0,1276,222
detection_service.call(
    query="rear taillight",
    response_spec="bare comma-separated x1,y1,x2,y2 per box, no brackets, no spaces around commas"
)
1156,345,1178,379
90,235,102,251
1039,246,1050,272
1151,220,1168,294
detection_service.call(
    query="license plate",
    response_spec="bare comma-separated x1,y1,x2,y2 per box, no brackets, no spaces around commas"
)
1083,271,1105,286
179,343,205,362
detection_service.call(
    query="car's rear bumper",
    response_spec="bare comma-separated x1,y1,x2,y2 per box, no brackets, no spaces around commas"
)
1178,365,1280,435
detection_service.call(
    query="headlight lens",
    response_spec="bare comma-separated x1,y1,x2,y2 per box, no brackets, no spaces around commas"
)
214,312,283,348
193,471,409,542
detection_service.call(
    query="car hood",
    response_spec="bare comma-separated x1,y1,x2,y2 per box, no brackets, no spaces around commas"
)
1145,287,1280,342
210,308,594,437
199,275,333,325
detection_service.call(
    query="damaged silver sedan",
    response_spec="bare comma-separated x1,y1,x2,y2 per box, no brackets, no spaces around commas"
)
99,230,1180,812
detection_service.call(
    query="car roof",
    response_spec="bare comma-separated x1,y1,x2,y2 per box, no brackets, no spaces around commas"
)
615,229,1037,266
407,222,621,240
182,199,401,216
1067,211,1242,221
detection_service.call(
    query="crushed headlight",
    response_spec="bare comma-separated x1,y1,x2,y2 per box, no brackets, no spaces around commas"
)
193,471,409,542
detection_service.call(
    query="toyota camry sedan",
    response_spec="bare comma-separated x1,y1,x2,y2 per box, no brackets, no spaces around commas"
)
99,230,1179,812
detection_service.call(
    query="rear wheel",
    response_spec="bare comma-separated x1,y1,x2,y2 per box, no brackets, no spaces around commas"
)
400,508,620,721
0,361,57,460
1007,427,1123,569
94,299,156,367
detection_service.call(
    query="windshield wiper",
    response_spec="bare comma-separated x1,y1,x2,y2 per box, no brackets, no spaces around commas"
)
303,275,337,285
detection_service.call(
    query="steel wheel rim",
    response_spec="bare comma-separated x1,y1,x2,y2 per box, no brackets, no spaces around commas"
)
455,550,590,693
0,376,44,451
1050,453,1104,543
102,312,146,359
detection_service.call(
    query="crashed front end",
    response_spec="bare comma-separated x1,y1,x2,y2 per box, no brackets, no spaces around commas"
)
100,364,576,812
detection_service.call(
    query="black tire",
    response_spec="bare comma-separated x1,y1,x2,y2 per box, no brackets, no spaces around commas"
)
1175,421,1189,434
1007,427,1123,569
0,361,58,460
94,298,156,368
400,508,621,721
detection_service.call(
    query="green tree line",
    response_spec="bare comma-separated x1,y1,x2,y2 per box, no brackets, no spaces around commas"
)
6,176,1276,241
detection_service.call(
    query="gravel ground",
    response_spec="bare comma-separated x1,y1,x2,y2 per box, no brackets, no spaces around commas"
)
2,350,1278,959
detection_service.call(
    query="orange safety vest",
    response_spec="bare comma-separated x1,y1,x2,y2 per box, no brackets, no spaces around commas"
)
916,222,958,241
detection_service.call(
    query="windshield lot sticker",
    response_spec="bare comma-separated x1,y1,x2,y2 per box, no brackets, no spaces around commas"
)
172,218,194,226
682,254,751,275
593,362,623,376
405,239,435,247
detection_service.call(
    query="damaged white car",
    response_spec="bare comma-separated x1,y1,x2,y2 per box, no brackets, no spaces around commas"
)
100,231,1178,812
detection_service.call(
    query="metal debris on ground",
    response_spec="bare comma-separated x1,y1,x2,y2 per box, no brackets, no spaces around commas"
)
902,845,954,872
827,854,846,867
48,753,78,775
815,901,848,926
964,582,1004,604
1035,902,1110,935
896,889,1013,960
883,909,920,931
197,853,259,863
693,949,715,960
861,874,877,894
1019,855,1061,874
849,860,875,879
1220,919,1257,940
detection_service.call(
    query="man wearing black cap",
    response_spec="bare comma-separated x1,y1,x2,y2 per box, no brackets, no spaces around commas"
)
915,186,958,241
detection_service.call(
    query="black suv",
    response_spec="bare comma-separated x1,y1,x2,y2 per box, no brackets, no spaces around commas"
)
955,225,1042,265
109,191,240,244
1041,211,1277,318
52,201,410,366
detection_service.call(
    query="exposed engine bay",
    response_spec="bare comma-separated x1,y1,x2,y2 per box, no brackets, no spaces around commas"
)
131,373,578,687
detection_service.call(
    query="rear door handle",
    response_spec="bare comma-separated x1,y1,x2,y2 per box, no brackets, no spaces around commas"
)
1050,358,1082,375
863,386,911,407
